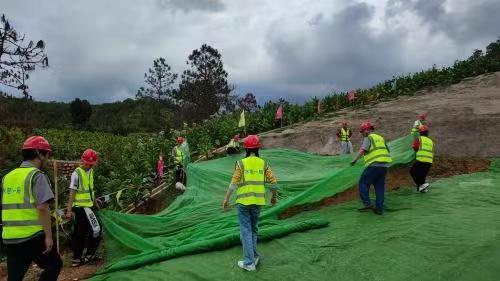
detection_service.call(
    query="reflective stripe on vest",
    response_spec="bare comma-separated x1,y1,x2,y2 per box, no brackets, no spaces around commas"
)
235,156,266,206
340,128,351,142
363,133,393,167
73,167,94,207
1,167,43,239
175,146,184,164
416,136,434,163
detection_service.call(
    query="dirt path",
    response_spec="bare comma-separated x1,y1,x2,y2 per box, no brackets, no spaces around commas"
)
261,72,500,157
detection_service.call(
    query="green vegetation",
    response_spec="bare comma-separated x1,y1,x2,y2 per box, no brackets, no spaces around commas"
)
1,38,499,210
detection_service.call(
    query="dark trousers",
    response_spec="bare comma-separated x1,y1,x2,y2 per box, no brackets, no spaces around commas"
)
4,234,62,281
72,207,101,260
410,161,432,187
359,166,388,211
175,165,187,185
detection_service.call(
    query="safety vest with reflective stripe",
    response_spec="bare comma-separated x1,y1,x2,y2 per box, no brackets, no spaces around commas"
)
236,156,266,206
1,167,43,239
416,136,434,163
174,146,184,164
73,167,95,207
340,128,351,142
363,133,393,167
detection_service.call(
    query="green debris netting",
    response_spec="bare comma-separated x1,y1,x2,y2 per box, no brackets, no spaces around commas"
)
93,135,416,276
90,158,500,281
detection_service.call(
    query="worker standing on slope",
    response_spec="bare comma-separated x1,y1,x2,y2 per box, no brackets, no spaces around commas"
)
172,136,187,190
65,149,102,267
411,125,434,193
225,134,241,155
1,136,62,281
411,113,429,136
222,135,278,271
336,121,353,154
350,122,393,215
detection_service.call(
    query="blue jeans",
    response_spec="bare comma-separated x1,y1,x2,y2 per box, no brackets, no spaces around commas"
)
237,204,260,265
359,166,388,211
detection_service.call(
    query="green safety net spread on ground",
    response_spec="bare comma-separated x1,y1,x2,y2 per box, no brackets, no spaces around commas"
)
94,135,415,276
90,158,500,281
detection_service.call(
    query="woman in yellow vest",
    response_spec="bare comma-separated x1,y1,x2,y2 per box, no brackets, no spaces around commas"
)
222,135,278,271
411,125,434,193
350,122,393,215
65,148,102,267
1,136,62,281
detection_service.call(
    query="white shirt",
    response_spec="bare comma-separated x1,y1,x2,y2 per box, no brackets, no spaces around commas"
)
69,169,92,190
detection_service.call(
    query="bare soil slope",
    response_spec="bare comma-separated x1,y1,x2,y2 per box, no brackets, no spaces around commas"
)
261,72,500,157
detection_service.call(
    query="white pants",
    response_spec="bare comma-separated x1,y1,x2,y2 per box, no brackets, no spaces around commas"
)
341,141,353,154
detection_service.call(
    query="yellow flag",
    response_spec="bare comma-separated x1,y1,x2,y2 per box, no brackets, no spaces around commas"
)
238,110,245,127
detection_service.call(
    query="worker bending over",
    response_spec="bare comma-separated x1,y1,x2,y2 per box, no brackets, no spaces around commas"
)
226,134,241,155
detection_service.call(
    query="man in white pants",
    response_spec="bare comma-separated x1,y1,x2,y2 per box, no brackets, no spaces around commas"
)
336,121,353,154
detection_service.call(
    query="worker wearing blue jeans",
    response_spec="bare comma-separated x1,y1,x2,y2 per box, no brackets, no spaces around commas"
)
351,121,393,215
223,135,278,271
358,166,388,211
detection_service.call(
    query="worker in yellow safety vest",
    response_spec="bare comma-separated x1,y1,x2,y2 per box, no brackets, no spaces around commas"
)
336,121,353,154
1,136,62,281
226,134,241,155
172,136,187,187
411,125,434,193
350,121,393,215
65,148,102,267
222,135,278,271
411,113,429,136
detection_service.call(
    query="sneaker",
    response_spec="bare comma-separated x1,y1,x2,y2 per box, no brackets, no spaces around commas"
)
358,205,374,212
71,259,82,267
254,256,260,266
373,208,383,215
237,261,256,271
418,183,430,193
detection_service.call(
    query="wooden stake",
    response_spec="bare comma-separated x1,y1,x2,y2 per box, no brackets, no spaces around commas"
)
53,160,60,253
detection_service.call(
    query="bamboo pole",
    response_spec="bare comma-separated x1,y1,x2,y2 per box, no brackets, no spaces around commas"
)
52,160,60,252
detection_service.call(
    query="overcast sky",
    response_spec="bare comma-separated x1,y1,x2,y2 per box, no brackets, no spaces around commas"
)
1,0,499,103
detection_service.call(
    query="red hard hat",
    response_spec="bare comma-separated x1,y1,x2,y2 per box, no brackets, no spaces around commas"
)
419,125,429,133
22,136,52,152
359,121,374,133
82,149,98,165
176,137,184,144
419,113,427,120
243,135,260,149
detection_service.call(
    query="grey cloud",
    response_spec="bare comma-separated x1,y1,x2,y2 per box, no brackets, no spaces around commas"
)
156,0,225,12
388,0,500,43
265,3,407,93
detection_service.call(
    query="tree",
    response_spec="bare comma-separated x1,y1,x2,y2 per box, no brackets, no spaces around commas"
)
176,44,235,121
0,14,48,98
136,57,177,103
70,98,92,128
238,92,259,112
